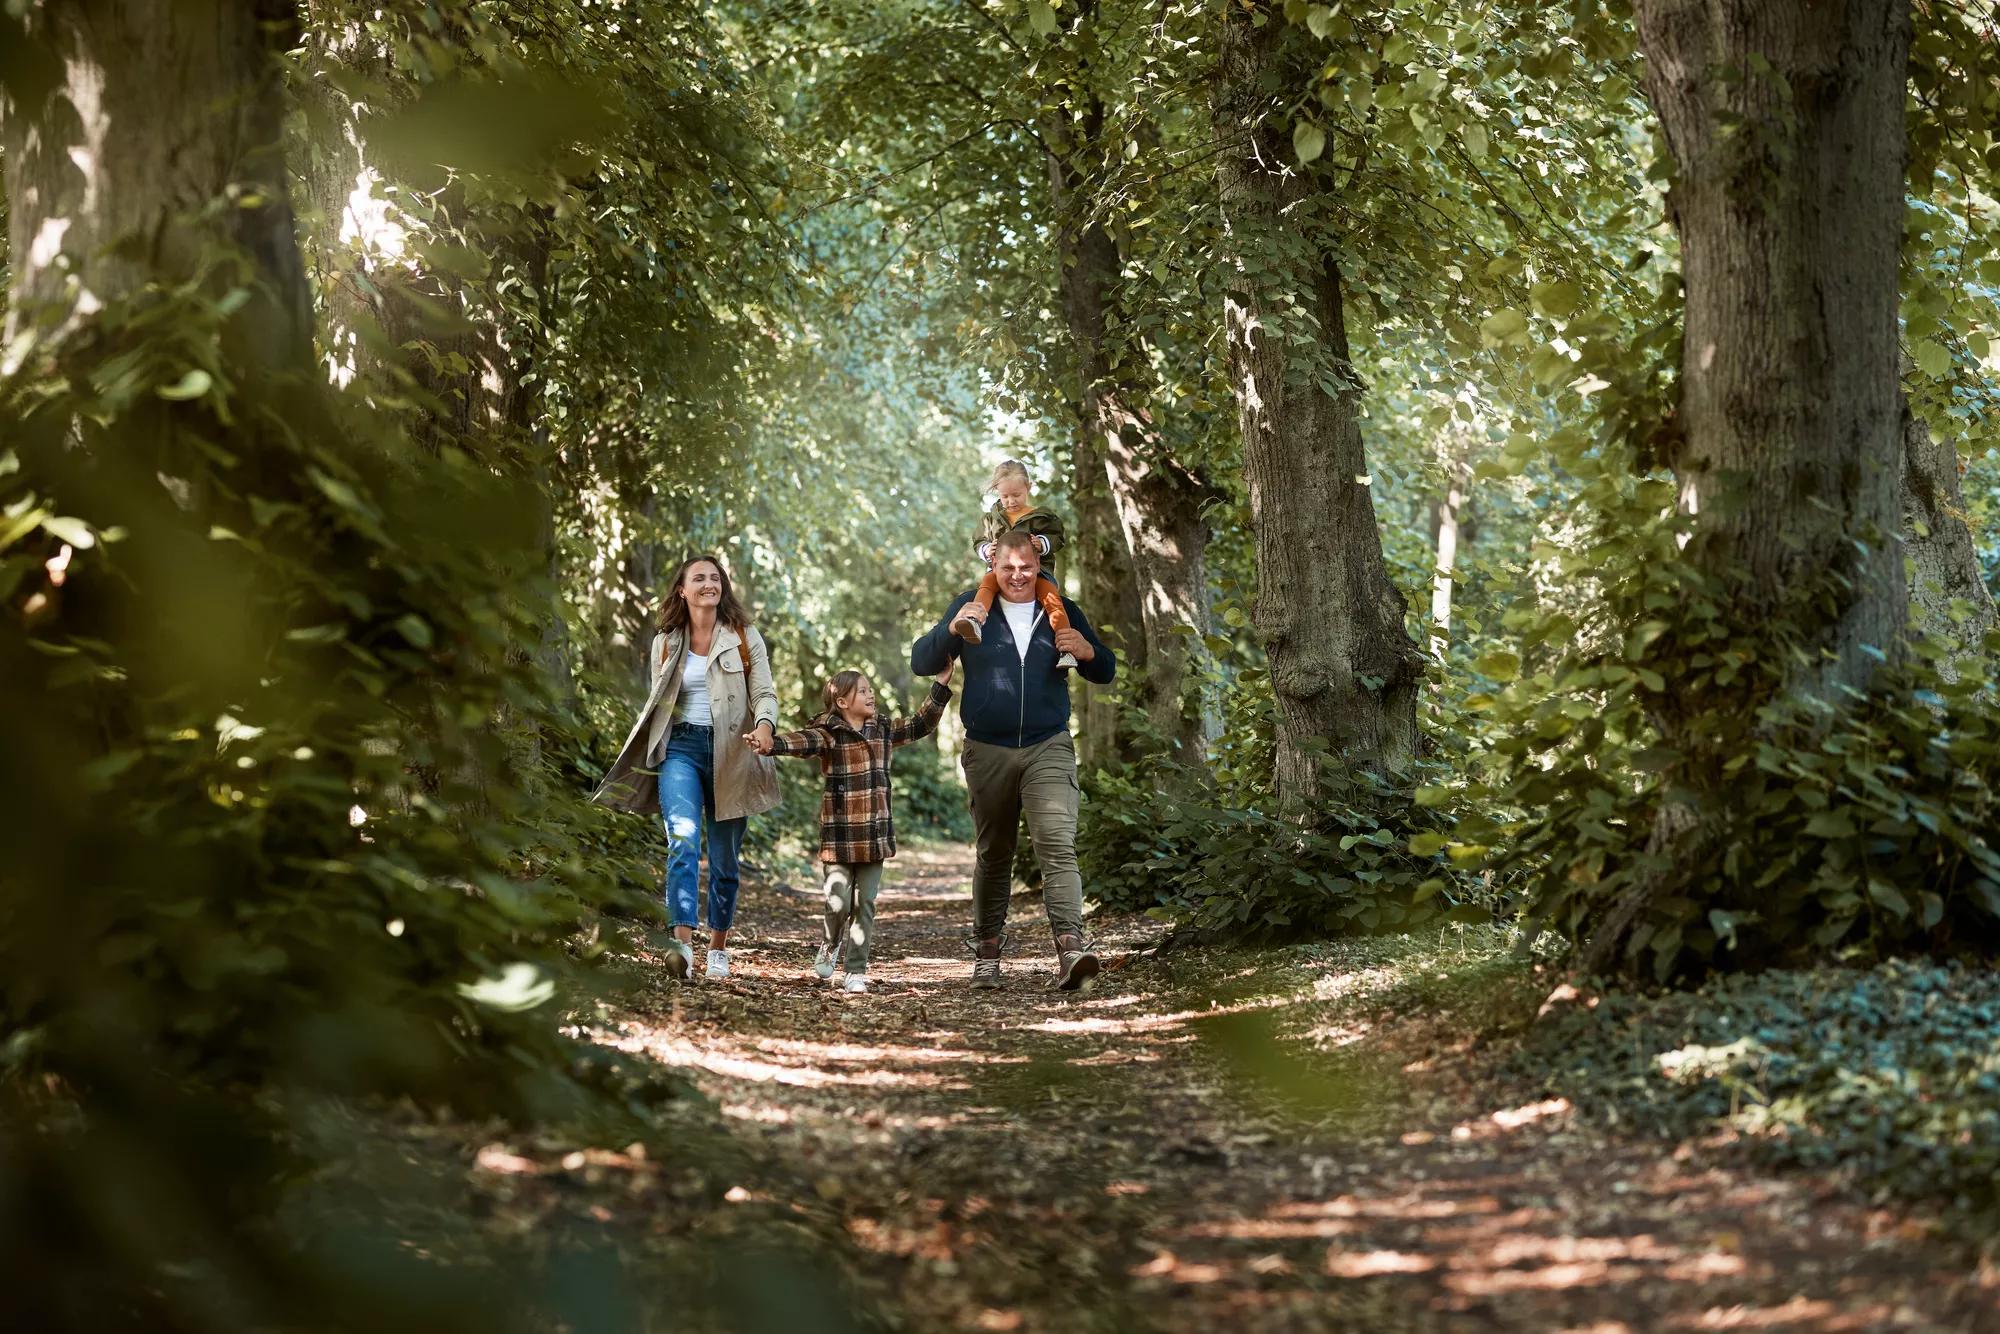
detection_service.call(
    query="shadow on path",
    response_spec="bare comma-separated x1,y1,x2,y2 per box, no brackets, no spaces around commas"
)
527,843,1997,1332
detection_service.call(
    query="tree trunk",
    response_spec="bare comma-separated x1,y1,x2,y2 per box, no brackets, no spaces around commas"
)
1576,0,1913,977
4,0,310,372
1428,437,1471,663
1068,421,1145,771
1213,11,1424,810
1044,94,1213,767
1900,395,1996,676
1636,0,1911,696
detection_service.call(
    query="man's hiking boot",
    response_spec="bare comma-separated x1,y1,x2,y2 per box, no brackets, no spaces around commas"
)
950,611,984,645
1055,934,1100,993
663,937,694,981
969,936,1003,990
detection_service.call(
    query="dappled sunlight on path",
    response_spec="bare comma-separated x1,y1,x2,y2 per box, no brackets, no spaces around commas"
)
560,842,1997,1332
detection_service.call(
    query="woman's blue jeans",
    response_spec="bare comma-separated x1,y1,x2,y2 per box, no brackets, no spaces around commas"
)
657,722,746,931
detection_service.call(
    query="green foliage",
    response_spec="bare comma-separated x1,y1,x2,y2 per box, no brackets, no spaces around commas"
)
0,297,676,1331
1440,474,2000,979
892,739,975,843
5,0,2000,1318
1084,684,1479,938
1095,773,1477,940
1513,959,2000,1235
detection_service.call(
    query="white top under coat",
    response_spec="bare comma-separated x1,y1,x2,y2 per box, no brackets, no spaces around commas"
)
675,652,712,725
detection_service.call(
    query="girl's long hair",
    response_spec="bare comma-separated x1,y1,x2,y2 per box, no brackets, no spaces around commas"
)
817,670,868,722
657,554,751,644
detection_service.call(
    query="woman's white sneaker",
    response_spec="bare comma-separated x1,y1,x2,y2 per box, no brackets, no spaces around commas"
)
704,947,731,980
843,973,869,994
812,944,837,979
664,938,693,981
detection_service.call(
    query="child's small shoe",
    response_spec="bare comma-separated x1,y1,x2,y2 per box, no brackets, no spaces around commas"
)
843,973,869,994
1055,651,1078,671
950,611,984,645
812,943,837,980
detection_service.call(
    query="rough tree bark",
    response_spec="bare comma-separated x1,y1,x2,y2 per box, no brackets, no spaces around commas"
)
1637,0,1911,695
1067,425,1145,771
1212,9,1425,811
1577,0,1914,977
1900,395,1996,675
4,0,310,371
1044,91,1214,767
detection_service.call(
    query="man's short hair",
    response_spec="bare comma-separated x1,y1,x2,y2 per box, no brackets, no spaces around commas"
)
991,529,1041,562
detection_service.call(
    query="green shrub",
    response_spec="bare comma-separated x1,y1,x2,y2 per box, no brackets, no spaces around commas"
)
1460,624,2000,980
1443,469,2000,981
1083,761,1481,939
0,228,673,1327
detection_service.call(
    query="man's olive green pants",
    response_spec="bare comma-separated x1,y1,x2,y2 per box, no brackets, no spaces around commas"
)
962,732,1083,946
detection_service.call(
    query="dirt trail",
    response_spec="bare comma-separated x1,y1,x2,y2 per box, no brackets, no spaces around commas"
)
577,844,1996,1332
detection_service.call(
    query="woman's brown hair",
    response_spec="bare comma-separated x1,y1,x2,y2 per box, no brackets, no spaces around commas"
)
657,554,751,644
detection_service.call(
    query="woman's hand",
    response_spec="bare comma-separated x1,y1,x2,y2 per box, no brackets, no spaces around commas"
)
743,722,775,755
935,657,955,686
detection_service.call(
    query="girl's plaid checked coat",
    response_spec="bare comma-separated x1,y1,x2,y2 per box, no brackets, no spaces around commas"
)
768,681,952,864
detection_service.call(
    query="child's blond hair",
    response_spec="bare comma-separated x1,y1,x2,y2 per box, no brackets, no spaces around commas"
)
986,458,1031,494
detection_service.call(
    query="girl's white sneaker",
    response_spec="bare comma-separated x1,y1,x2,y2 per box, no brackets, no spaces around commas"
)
812,944,837,979
664,938,694,980
842,973,869,994
704,948,731,980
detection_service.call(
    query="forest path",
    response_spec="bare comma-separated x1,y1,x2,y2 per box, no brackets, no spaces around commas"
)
581,843,1994,1332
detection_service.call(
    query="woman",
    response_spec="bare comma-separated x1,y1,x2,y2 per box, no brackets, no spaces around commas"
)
593,555,780,980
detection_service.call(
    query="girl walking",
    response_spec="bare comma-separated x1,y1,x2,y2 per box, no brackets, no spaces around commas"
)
747,663,954,992
593,555,780,981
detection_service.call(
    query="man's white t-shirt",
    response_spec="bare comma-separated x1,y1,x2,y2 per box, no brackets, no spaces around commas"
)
999,598,1038,663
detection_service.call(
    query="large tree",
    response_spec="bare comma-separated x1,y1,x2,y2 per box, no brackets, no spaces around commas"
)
1637,0,1912,693
1576,0,1915,974
1212,5,1426,809
1041,0,1216,766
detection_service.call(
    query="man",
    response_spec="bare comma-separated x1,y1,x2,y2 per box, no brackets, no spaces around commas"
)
910,529,1117,991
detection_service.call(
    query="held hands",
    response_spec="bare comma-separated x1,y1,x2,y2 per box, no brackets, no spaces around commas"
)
1053,628,1095,662
742,721,775,755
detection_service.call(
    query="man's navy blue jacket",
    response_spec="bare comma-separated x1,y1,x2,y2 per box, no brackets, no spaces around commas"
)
910,589,1116,749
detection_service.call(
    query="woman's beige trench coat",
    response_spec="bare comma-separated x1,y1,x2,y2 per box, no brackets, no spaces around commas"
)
590,623,780,821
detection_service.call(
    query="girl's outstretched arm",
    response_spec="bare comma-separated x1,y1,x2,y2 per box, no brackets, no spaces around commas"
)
751,724,831,758
887,680,953,748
